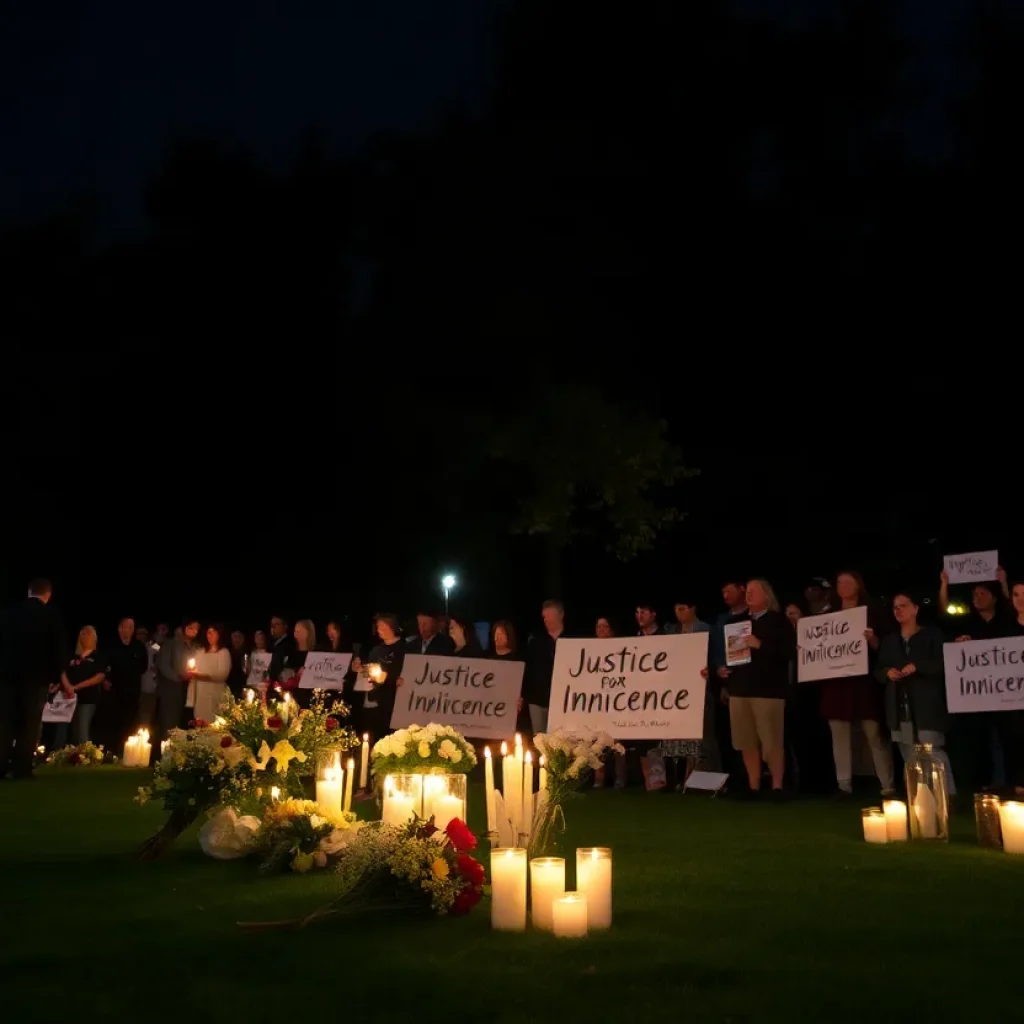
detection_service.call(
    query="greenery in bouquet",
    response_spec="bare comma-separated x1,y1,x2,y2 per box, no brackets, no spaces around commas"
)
371,724,477,777
135,690,356,860
254,798,361,874
240,816,485,930
47,741,113,766
529,728,624,855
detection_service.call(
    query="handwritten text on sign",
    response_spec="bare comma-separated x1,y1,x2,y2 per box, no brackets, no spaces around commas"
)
797,606,868,683
389,654,524,739
41,695,77,724
943,550,998,585
943,636,1024,713
300,652,353,689
246,651,272,686
547,633,708,739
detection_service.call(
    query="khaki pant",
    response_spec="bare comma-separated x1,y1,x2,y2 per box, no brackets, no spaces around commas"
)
829,718,894,791
730,697,785,755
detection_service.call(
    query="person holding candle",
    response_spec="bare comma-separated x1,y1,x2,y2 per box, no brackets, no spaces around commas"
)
191,624,233,724
351,613,406,739
154,618,199,749
54,626,109,747
874,591,955,795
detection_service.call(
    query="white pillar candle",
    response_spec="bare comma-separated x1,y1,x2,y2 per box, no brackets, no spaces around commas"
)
522,752,534,839
316,757,344,817
1000,801,1024,854
160,739,170,759
552,892,588,938
490,848,527,931
576,847,612,928
382,778,416,827
539,755,547,791
913,785,938,839
138,739,152,768
423,774,445,822
245,688,255,704
122,736,138,767
359,734,369,789
432,794,463,830
530,857,565,931
862,808,889,844
484,747,497,835
343,757,355,814
884,800,908,842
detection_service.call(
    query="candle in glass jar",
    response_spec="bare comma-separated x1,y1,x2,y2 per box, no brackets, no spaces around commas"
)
490,848,527,931
552,892,588,938
530,857,565,931
432,793,463,830
316,757,343,817
999,800,1024,854
975,793,1003,850
883,799,908,842
343,757,355,814
382,778,416,826
359,734,369,789
576,847,612,927
484,747,497,835
862,807,889,843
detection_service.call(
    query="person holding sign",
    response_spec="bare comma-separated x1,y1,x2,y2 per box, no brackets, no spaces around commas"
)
351,613,406,740
819,572,895,799
874,592,955,794
54,626,108,747
725,578,795,799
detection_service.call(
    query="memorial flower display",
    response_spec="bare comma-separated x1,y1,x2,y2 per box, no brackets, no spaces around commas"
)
47,742,114,766
241,815,485,931
530,728,624,855
135,691,355,860
254,797,361,874
371,724,477,776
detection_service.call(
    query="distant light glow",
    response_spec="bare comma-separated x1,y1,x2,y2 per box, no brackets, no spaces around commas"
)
441,574,456,590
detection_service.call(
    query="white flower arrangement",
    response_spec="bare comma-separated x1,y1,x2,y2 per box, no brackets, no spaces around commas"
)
371,724,478,775
533,728,624,782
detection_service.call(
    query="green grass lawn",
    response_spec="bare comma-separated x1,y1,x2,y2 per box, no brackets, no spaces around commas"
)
3,770,1021,1023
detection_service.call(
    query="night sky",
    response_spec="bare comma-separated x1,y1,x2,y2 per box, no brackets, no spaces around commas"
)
3,1,1019,642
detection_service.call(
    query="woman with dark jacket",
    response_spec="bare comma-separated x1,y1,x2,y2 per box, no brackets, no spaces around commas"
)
350,613,405,741
449,616,483,658
874,590,955,794
725,578,795,798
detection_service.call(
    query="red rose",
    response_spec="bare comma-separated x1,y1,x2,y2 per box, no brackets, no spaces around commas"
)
444,818,477,853
266,715,284,731
324,717,339,732
220,735,233,748
456,853,485,888
451,884,482,916
189,718,207,729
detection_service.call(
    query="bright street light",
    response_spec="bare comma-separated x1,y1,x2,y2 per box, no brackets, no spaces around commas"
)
441,574,456,614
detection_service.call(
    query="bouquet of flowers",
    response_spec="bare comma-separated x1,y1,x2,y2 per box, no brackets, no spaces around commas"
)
135,691,355,861
371,724,477,776
529,728,624,856
47,741,113,766
240,816,485,930
254,797,361,874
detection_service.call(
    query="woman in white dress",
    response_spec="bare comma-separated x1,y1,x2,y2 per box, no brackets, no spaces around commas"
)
191,623,232,724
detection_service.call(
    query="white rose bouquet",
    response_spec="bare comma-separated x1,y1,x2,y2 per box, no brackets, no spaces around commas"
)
371,724,477,777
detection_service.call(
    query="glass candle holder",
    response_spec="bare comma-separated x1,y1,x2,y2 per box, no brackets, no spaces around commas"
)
552,892,588,938
381,774,424,826
529,857,566,931
490,848,527,931
904,744,949,842
576,847,613,928
862,807,889,844
999,801,1024,854
883,799,908,842
423,772,467,829
975,793,1003,851
315,754,344,819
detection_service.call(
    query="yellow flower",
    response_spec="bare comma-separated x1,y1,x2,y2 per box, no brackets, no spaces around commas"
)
431,858,449,880
418,741,431,758
291,851,315,873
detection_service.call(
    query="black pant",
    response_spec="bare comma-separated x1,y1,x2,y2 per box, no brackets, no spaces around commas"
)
0,684,50,778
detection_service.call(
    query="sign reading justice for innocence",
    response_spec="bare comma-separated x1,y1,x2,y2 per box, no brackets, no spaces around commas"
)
546,633,708,740
943,635,1024,714
796,606,868,683
389,654,524,739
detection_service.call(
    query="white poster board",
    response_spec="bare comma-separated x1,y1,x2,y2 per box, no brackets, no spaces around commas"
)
943,550,999,585
389,654,524,739
42,695,78,723
724,620,751,666
547,633,708,740
797,606,868,683
299,651,352,689
943,636,1024,713
246,651,272,686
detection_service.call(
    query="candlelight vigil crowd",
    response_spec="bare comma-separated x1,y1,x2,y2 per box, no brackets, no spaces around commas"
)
2,566,1024,808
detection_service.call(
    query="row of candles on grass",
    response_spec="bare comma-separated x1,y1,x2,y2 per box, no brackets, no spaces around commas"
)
483,734,547,842
491,847,612,938
861,796,1024,853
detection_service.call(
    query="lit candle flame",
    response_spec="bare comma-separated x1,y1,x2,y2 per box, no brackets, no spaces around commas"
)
187,658,196,670
245,689,255,704
271,787,280,801
484,746,491,759
501,741,508,756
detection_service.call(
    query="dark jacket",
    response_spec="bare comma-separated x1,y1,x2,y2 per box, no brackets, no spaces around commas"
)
874,626,948,735
0,597,66,687
726,609,794,700
405,632,456,657
523,630,563,706
268,634,298,682
107,638,150,700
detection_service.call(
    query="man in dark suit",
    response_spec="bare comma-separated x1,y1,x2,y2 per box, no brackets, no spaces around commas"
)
267,613,297,682
407,610,455,656
0,578,67,779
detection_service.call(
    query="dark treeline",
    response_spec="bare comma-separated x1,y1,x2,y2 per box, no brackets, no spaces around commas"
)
3,0,1022,629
